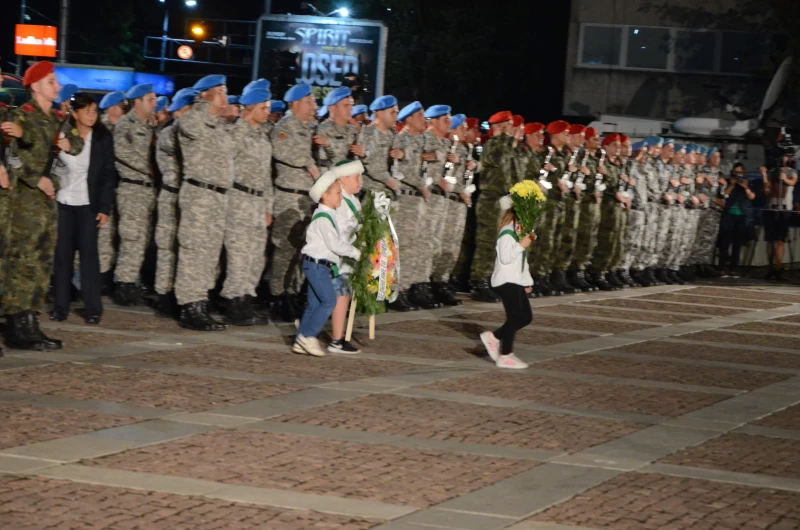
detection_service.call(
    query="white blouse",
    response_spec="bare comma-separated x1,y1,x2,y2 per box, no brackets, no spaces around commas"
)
491,222,534,288
57,130,92,206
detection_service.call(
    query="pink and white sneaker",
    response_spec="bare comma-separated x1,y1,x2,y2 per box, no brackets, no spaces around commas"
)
496,354,528,370
480,331,501,361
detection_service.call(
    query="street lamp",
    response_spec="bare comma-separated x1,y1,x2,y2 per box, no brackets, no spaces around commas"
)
328,7,348,17
159,0,198,72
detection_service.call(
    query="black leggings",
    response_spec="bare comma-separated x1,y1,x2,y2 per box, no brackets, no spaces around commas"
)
492,283,533,355
718,212,748,270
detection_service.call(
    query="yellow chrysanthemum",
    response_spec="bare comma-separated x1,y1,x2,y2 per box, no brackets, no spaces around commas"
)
510,180,546,202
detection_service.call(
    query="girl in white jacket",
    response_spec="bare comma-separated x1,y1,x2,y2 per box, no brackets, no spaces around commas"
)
480,196,534,370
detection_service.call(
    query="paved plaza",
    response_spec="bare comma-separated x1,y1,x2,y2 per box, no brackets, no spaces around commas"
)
1,282,800,529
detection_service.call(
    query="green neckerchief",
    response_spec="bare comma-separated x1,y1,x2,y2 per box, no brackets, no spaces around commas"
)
343,197,362,223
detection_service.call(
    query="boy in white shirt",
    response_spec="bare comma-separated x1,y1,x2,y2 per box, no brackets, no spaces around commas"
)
479,195,534,370
294,170,362,357
329,160,365,354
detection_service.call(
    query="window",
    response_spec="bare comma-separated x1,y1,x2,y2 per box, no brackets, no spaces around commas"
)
675,30,715,71
721,32,769,74
626,27,670,69
581,26,622,66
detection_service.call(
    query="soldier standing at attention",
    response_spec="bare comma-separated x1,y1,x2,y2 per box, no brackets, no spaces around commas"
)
270,83,320,322
96,90,125,285
567,126,602,293
621,141,649,287
113,83,157,306
609,135,633,287
153,88,196,318
174,74,233,331
99,91,126,132
221,88,274,326
0,61,83,350
314,86,364,173
470,111,515,303
361,95,402,194
350,105,369,131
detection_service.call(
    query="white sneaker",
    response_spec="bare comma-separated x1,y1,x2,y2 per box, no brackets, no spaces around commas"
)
327,340,361,354
294,334,326,357
480,331,501,361
496,354,528,370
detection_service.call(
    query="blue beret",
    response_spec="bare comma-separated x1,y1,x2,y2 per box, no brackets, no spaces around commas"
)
284,83,313,103
155,96,169,112
707,147,719,156
126,83,154,100
240,88,271,107
369,95,398,112
317,106,328,119
243,78,271,94
227,96,240,105
99,90,126,110
55,84,79,104
424,104,451,120
644,135,663,147
270,101,287,113
193,75,226,92
632,140,646,152
398,101,423,123
323,86,352,106
351,104,368,117
168,88,198,113
450,114,466,130
697,146,708,156
663,138,675,146
675,144,687,153
685,145,697,154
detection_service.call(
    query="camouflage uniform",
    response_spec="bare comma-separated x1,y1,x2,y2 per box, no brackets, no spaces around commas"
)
423,130,456,282
674,165,700,269
394,129,429,288
470,134,514,282
621,159,648,270
633,157,660,270
588,158,625,275
608,162,630,270
657,163,684,268
154,122,181,295
113,111,156,284
690,165,723,266
435,139,469,283
97,114,118,272
0,102,11,300
315,119,358,171
174,100,235,306
3,100,83,314
552,149,582,272
269,113,317,296
570,151,602,271
361,123,394,193
651,159,675,269
528,145,569,277
221,118,273,299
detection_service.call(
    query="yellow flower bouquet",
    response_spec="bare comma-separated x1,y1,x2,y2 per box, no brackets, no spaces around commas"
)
509,180,549,238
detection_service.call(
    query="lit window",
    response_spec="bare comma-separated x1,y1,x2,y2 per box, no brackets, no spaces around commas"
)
581,26,622,66
626,27,669,69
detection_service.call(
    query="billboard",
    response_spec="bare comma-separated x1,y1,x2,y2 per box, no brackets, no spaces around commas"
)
54,66,175,95
15,25,58,58
253,15,387,105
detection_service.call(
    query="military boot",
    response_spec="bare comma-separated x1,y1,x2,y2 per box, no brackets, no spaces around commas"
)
278,294,296,323
388,290,419,312
568,270,594,293
470,280,501,303
617,268,638,288
655,268,672,285
243,296,269,325
643,267,660,286
539,275,563,296
588,271,615,291
409,283,440,309
668,269,686,285
678,266,695,283
29,313,63,349
551,271,580,295
154,292,179,319
6,312,59,351
113,282,142,306
630,268,650,287
226,297,263,326
604,270,626,289
432,282,462,306
180,301,227,331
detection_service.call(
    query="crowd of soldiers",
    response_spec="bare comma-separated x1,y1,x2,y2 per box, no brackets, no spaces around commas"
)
0,60,730,351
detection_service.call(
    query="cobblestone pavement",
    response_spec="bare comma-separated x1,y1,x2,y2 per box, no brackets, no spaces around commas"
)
1,281,799,529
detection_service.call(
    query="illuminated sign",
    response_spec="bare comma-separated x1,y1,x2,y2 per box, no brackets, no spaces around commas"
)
54,66,175,95
15,25,58,58
177,46,194,60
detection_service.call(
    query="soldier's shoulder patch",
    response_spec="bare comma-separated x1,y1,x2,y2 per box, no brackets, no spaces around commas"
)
277,131,288,140
20,103,35,113
71,128,79,137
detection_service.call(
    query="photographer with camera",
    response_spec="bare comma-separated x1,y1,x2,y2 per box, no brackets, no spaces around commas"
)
761,149,798,281
716,163,755,278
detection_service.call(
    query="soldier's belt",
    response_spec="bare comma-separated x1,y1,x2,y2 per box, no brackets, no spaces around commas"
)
233,182,265,197
187,178,227,194
120,177,154,188
447,193,466,204
430,188,448,198
275,160,308,170
160,184,180,194
275,184,310,196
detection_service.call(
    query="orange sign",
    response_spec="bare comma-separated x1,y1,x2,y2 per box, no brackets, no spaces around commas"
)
15,25,58,57
177,45,194,60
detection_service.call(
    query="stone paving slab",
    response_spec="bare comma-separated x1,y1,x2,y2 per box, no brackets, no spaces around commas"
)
533,354,791,390
273,394,644,454
377,321,587,346
752,403,800,431
84,430,538,509
723,320,800,336
0,475,380,529
608,340,800,370
637,292,789,310
777,314,800,324
0,363,301,412
447,313,657,334
422,372,727,417
0,401,142,450
529,472,800,530
2,434,142,462
6,330,137,352
540,303,702,323
584,298,745,316
686,286,800,304
680,329,800,350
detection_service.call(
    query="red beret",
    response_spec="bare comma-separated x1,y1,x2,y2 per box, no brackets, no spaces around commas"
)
584,127,598,140
619,134,630,143
602,133,621,146
568,124,586,135
546,120,570,135
488,111,513,124
512,115,525,128
466,117,479,130
23,61,55,87
524,122,545,135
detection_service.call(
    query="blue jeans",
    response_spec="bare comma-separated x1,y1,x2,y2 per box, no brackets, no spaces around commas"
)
298,261,337,338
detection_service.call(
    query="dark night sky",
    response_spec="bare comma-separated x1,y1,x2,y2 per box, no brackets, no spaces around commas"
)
1,0,571,122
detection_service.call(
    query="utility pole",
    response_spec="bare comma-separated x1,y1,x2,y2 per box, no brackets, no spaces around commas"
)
264,0,271,15
59,0,69,62
160,6,169,72
15,0,27,75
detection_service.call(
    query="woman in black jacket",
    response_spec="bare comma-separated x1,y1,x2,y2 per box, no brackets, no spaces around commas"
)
716,162,756,278
51,93,116,324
